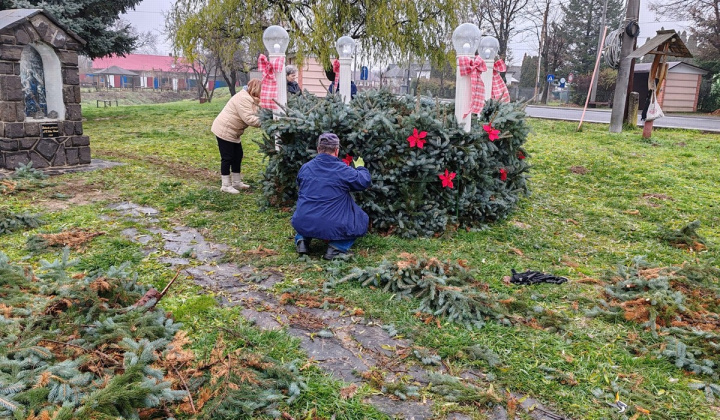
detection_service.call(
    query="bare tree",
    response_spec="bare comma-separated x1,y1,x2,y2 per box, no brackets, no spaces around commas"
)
110,19,161,55
133,31,161,55
477,0,532,59
174,51,220,102
650,0,720,71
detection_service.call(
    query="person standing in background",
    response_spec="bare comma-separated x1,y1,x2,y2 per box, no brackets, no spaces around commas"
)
286,65,301,95
210,79,262,194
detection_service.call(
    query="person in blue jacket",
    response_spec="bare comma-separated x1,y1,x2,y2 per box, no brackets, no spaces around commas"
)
328,80,357,99
292,132,371,260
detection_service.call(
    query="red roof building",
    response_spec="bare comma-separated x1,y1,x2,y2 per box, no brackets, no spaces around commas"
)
86,54,199,91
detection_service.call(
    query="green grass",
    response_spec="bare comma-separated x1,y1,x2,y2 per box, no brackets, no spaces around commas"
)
1,98,719,419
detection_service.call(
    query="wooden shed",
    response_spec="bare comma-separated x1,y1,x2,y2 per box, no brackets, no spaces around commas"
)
633,61,708,112
287,56,330,97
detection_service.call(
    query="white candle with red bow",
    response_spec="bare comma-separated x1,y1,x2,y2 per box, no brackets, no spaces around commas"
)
479,36,499,102
452,23,482,132
262,26,289,113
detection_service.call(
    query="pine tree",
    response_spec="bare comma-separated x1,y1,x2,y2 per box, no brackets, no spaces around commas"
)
559,0,624,75
6,0,143,58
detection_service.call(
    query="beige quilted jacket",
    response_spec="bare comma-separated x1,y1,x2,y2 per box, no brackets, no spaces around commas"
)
211,90,261,143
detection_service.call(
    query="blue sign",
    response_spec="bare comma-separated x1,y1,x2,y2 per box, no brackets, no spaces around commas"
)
547,74,555,83
559,77,566,88
360,66,369,81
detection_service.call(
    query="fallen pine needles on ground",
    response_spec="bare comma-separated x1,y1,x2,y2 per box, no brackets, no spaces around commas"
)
26,228,106,252
586,257,720,399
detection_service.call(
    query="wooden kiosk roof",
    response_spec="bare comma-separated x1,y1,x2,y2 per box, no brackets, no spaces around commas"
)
628,30,693,59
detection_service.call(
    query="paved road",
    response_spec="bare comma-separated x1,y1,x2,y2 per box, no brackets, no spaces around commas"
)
525,105,720,133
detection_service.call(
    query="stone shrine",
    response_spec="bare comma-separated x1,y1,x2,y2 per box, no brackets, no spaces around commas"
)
0,9,90,170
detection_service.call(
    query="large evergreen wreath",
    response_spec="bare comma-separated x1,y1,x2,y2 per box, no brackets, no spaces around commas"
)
257,90,530,238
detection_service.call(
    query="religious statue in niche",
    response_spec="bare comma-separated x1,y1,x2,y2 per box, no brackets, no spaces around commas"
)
20,46,48,119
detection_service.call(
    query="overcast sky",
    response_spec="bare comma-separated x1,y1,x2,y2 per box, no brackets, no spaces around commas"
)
121,0,690,65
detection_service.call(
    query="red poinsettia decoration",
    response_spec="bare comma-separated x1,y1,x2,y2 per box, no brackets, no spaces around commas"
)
499,168,507,181
517,151,526,160
439,169,456,189
483,124,500,141
407,128,427,148
342,154,353,166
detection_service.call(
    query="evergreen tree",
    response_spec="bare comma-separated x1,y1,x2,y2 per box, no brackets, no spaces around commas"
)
5,0,143,58
559,0,623,74
519,54,538,88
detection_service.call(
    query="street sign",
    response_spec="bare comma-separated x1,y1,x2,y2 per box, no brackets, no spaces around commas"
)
360,66,369,81
559,77,566,88
547,74,555,83
568,73,574,83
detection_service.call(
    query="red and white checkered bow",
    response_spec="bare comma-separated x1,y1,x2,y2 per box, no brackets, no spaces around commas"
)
258,54,285,110
458,55,488,118
491,59,511,103
333,59,340,90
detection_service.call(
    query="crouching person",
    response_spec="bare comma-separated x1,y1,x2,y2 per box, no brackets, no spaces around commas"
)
292,133,371,260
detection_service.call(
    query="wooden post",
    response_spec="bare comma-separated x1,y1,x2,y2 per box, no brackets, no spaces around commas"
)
626,91,639,127
642,119,653,138
609,0,641,133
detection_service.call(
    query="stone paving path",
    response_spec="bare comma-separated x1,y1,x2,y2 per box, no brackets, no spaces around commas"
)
111,201,571,420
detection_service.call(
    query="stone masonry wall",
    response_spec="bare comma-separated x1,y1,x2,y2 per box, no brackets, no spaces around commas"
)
0,13,89,170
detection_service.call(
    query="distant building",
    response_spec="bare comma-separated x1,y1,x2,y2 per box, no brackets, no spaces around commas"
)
383,63,431,92
504,65,521,86
633,61,708,112
286,56,331,97
86,54,199,91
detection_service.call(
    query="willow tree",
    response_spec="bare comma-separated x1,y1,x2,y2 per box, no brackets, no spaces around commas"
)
284,0,464,69
168,0,466,83
167,0,268,97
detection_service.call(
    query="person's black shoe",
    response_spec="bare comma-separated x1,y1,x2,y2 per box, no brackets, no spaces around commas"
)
323,246,352,260
296,240,309,255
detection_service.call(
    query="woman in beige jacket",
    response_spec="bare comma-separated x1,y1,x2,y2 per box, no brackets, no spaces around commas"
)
210,79,262,193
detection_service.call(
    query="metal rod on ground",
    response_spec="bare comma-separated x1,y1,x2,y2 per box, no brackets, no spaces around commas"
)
609,0,641,133
578,25,608,132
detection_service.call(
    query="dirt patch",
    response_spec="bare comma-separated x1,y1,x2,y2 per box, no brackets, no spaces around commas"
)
98,150,216,182
41,178,121,211
570,165,588,174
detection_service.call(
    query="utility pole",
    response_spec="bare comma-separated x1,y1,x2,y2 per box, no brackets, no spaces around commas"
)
533,0,550,103
609,0,640,132
589,0,609,104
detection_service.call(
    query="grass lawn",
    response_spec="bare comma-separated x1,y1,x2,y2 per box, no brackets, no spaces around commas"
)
1,97,719,419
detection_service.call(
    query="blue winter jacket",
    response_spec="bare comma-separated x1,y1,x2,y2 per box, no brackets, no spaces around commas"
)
291,153,372,240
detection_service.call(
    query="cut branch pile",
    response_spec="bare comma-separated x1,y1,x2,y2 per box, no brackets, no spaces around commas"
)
660,220,708,251
0,249,310,419
0,210,42,235
586,257,720,391
326,253,510,329
0,250,186,418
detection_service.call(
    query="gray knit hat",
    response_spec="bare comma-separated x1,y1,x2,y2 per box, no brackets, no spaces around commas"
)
317,132,340,148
